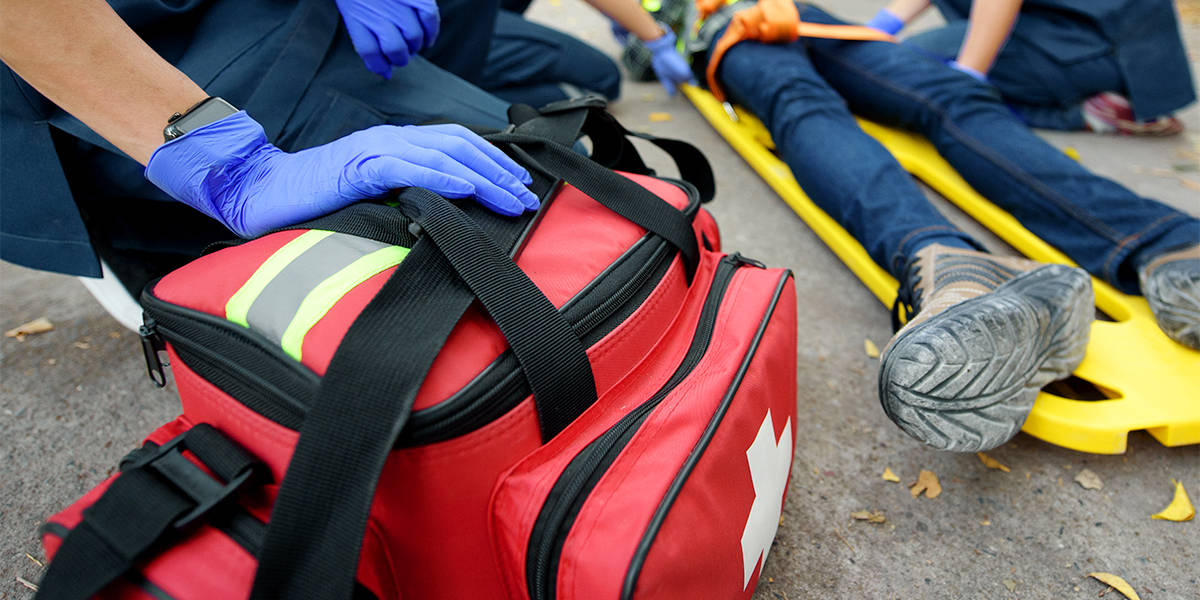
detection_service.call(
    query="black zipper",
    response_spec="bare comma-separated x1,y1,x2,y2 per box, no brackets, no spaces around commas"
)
139,181,694,444
525,254,759,600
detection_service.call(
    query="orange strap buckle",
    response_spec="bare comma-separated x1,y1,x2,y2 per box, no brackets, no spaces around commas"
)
702,0,896,104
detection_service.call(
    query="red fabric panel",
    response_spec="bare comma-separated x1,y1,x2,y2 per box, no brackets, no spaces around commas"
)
152,230,306,317
630,277,796,599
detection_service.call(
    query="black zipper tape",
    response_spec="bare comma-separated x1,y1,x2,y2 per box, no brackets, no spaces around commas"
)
525,254,757,600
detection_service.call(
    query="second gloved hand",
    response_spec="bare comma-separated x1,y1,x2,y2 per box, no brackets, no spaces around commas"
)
335,0,440,78
949,60,988,82
643,28,697,96
145,112,538,238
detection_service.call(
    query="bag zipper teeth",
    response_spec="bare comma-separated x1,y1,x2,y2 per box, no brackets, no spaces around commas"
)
156,322,309,426
408,242,674,442
529,254,748,600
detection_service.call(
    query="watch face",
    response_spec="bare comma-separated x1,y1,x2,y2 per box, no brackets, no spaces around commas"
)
166,98,238,140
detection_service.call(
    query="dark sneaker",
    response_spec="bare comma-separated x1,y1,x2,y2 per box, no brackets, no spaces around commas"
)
1139,244,1200,350
879,244,1094,452
1082,92,1184,136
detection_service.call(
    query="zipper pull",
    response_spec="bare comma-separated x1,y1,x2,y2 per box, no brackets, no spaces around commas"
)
728,252,766,269
139,318,168,388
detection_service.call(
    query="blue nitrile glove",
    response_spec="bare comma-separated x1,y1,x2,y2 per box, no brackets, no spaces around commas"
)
949,60,988,82
865,8,904,35
643,29,697,96
145,111,538,238
611,20,629,44
335,0,440,78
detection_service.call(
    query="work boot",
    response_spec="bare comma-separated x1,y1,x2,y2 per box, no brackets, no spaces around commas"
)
879,244,1094,452
1139,244,1200,350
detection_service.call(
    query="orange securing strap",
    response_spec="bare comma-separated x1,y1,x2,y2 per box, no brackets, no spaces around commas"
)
703,0,896,103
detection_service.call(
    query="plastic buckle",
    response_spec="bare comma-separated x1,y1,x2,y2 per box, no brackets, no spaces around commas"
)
125,431,258,529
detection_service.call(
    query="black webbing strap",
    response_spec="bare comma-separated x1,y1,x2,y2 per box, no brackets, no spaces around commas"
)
249,192,595,599
489,132,702,280
397,188,597,438
37,425,261,600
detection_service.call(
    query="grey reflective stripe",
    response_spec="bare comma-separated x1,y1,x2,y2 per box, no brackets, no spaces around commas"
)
244,233,394,346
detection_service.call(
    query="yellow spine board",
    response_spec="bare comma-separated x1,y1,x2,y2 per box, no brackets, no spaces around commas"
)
682,84,1200,454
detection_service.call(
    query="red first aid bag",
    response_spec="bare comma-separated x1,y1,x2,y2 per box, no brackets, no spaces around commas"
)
36,101,797,600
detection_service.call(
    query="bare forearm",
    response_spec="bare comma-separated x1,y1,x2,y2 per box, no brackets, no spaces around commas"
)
957,0,1022,74
0,0,207,165
583,0,664,41
882,0,931,23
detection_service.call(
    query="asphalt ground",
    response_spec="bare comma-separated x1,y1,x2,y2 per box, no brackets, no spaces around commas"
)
2,1,1199,598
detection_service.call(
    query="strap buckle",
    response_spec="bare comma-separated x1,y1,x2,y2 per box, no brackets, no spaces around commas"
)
121,425,261,529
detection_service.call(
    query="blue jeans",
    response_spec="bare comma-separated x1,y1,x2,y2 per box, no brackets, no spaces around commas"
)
904,21,1124,131
477,11,622,107
713,4,1199,294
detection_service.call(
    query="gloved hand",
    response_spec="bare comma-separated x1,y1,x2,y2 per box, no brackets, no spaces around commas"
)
643,28,697,96
335,0,440,78
145,111,538,238
949,60,988,82
865,8,903,35
611,19,629,44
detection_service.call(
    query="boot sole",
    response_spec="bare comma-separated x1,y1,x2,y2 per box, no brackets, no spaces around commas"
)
879,264,1093,452
1141,258,1200,350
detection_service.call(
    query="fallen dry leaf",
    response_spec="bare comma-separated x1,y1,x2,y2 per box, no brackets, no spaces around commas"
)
648,112,672,122
910,470,941,499
850,510,886,524
976,452,1010,472
25,552,42,567
881,467,900,482
1075,468,1103,491
16,577,38,592
1087,573,1140,600
73,341,91,350
5,317,54,340
979,519,991,526
1179,178,1200,192
864,338,880,358
1002,579,1017,592
1151,479,1194,522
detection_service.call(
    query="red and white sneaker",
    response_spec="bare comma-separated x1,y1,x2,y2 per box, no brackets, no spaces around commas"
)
1082,92,1184,136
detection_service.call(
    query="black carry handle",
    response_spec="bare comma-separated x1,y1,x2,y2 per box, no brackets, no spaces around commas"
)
249,191,596,600
511,96,716,204
488,132,702,281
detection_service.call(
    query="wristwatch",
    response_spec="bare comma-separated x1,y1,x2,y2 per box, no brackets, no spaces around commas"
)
163,97,239,141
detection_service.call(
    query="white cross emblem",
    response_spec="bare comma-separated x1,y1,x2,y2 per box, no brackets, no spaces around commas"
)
739,410,793,589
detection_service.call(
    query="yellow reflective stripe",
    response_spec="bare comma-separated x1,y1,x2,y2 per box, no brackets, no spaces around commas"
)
226,230,334,328
278,245,409,361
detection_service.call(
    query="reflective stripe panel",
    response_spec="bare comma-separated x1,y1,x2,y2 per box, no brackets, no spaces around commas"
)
278,245,409,361
226,230,333,328
244,233,396,347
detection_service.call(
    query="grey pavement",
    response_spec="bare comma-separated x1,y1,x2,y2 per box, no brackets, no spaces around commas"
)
3,1,1199,598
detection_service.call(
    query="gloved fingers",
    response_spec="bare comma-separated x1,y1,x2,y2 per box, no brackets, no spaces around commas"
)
344,20,392,78
414,1,440,48
418,124,534,185
403,147,527,216
659,78,678,97
372,22,412,69
356,155,477,198
403,130,538,210
393,7,425,57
